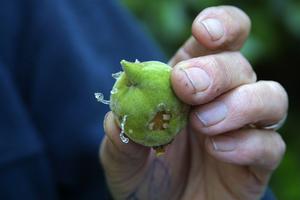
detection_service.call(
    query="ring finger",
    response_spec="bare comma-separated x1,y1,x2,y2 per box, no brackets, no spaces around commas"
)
190,81,289,135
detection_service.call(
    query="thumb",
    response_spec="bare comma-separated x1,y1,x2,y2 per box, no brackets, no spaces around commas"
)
100,111,150,197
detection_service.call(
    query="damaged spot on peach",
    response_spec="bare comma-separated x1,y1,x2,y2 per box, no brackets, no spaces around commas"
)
148,111,171,131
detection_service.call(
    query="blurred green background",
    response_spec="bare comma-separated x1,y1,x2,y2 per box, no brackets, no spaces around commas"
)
122,0,300,199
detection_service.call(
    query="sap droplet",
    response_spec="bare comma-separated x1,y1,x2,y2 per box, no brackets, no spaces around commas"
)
120,115,129,144
120,133,129,144
135,59,140,63
94,93,110,105
112,71,122,79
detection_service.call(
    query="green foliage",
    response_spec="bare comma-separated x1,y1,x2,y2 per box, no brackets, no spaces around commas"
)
271,113,300,199
122,0,300,199
123,0,300,63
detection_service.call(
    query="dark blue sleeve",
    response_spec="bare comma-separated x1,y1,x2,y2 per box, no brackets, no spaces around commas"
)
0,0,276,199
0,0,163,199
262,188,277,200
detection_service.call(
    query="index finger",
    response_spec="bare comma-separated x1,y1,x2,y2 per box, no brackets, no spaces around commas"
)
169,6,251,66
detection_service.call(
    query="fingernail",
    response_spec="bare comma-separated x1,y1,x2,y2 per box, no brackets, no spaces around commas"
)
201,18,224,41
210,136,237,152
196,101,227,127
182,68,211,93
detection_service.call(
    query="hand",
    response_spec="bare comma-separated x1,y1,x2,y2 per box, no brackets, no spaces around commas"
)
100,6,288,200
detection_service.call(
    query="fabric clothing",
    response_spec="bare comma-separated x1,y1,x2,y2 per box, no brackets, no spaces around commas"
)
0,0,275,199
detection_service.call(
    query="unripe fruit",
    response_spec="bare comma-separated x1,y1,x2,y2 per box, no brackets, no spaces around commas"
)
97,60,188,152
111,59,189,146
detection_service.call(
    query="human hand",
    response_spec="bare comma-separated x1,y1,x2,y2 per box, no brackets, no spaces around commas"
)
100,6,288,200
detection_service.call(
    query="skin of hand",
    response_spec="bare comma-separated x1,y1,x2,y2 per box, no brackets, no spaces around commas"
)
100,6,288,200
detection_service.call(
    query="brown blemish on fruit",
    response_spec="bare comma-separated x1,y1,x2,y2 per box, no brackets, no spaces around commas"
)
153,145,166,156
148,111,171,131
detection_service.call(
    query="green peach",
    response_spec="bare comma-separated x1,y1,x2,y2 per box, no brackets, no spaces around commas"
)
109,60,188,148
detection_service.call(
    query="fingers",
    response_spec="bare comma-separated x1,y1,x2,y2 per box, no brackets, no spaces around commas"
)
169,6,251,65
190,81,289,135
193,6,251,50
205,129,286,171
100,112,150,177
171,51,256,105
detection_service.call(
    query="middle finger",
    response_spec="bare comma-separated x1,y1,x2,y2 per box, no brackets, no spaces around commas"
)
171,51,256,105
